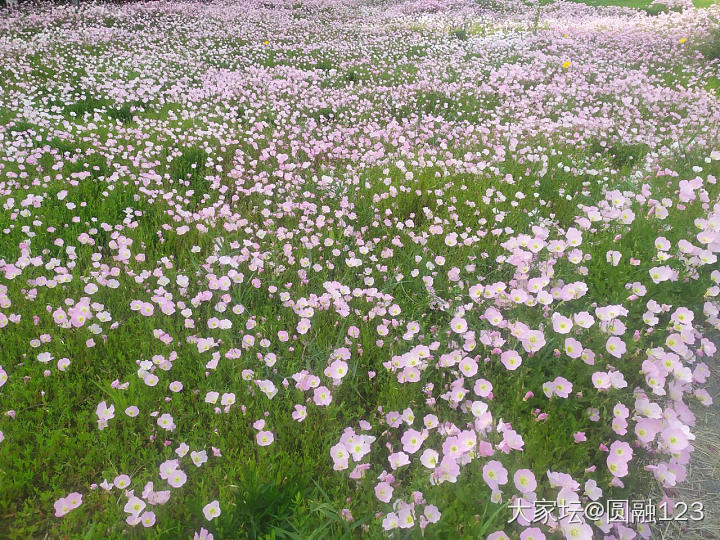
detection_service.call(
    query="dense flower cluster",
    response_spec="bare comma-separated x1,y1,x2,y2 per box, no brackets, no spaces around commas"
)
0,0,718,538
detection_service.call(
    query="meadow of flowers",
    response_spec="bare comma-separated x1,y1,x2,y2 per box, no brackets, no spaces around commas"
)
1,0,719,538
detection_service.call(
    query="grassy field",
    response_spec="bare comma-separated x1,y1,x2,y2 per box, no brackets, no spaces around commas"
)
567,0,717,8
0,0,719,539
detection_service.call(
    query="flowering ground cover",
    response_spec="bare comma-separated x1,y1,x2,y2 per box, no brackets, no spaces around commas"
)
1,0,720,538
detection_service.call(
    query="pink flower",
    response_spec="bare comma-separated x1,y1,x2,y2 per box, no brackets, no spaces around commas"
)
609,370,627,389
349,463,370,479
382,512,399,531
424,504,441,524
65,492,82,509
292,404,307,422
500,350,522,371
401,429,424,454
607,454,628,477
573,311,594,328
375,481,393,503
458,430,477,453
564,338,582,359
193,528,214,540
124,497,146,516
256,430,274,446
324,359,348,383
580,348,595,365
552,376,572,398
96,400,115,430
661,428,689,452
114,474,131,489
330,443,349,470
584,479,602,500
612,417,628,435
573,432,587,443
551,313,573,334
606,337,626,358
157,413,176,431
520,527,546,540
474,379,493,398
202,500,221,521
126,508,143,524
560,522,593,539
297,318,311,334
459,356,479,376
635,418,660,444
592,371,611,390
442,436,463,459
191,450,208,467
54,497,71,517
482,460,508,490
167,469,187,488
140,511,156,527
649,265,675,284
513,469,537,493
159,459,179,479
611,403,628,419
388,451,410,470
484,307,504,326
313,386,332,406
521,330,545,353
397,504,415,528
420,448,439,468
434,456,461,483
499,428,524,453
125,406,140,417
609,440,633,461
450,317,468,334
